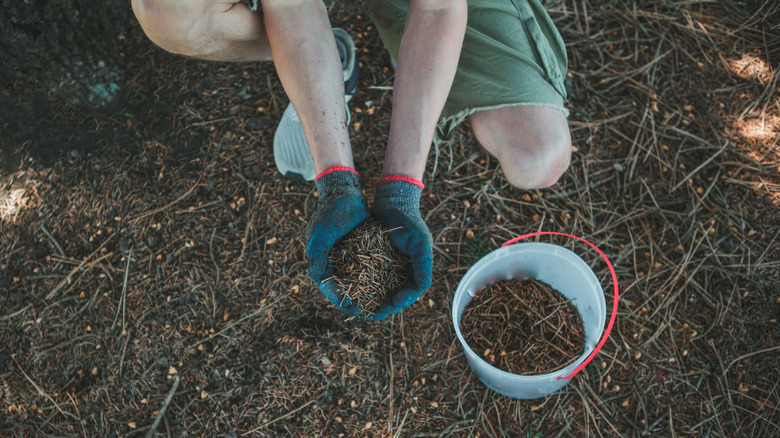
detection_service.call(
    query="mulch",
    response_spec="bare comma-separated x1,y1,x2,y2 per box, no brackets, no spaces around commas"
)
460,279,586,375
1,0,778,437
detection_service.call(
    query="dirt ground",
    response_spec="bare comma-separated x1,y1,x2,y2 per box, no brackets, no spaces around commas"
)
1,1,778,437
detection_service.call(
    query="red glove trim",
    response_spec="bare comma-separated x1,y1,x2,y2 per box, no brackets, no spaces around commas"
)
314,166,359,182
378,175,425,190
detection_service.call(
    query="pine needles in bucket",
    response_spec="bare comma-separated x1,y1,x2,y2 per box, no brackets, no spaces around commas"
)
460,279,586,375
329,219,411,316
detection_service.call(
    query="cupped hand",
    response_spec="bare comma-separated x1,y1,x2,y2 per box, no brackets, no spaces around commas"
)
306,168,370,315
368,177,433,320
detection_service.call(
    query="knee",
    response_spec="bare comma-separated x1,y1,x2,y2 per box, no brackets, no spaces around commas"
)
131,0,212,57
499,130,572,190
470,106,572,190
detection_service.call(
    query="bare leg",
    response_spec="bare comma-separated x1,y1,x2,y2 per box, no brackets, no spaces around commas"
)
468,105,572,189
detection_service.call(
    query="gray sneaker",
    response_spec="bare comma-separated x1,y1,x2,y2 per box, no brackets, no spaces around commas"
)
273,28,359,181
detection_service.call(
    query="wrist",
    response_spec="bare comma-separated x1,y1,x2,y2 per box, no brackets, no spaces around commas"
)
382,147,427,182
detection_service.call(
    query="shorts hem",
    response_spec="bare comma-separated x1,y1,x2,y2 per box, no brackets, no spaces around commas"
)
435,102,570,144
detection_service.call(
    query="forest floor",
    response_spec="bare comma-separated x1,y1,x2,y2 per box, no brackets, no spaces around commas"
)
1,1,779,437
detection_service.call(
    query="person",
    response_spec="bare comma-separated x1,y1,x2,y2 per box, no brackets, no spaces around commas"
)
130,0,572,320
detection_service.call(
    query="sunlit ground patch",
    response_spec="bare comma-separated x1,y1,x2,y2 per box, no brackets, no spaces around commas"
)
735,114,779,145
0,172,36,222
728,53,773,83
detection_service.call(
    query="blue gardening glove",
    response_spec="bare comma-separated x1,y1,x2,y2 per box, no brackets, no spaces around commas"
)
368,177,433,320
306,167,370,315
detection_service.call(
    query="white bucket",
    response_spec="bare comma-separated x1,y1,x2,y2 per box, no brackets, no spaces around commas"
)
452,241,609,399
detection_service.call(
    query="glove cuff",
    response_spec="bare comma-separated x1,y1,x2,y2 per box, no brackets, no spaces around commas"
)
315,166,359,182
378,175,424,190
314,166,362,200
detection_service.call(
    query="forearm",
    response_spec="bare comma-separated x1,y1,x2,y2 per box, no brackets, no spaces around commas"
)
262,0,353,173
382,0,467,180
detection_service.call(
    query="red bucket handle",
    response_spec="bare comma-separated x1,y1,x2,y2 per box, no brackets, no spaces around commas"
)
502,231,619,380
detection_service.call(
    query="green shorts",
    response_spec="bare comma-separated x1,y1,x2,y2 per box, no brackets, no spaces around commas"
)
364,0,569,142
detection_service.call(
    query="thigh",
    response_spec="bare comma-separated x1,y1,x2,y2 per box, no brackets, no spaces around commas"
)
134,0,268,60
132,0,228,48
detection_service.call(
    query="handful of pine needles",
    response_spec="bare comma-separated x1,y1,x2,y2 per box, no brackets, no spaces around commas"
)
328,219,411,315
